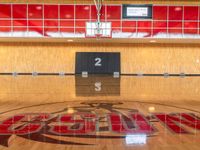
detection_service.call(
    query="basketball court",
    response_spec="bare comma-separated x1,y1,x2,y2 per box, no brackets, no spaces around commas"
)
0,0,200,150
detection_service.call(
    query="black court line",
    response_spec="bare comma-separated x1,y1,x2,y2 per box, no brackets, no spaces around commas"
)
0,73,200,77
0,73,74,76
121,74,200,77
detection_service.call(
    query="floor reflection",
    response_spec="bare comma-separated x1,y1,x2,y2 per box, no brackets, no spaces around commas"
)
75,75,120,96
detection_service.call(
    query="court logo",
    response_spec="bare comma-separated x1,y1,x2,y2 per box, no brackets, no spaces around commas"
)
0,101,200,146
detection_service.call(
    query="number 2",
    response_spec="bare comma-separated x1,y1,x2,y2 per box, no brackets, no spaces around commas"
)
95,58,102,67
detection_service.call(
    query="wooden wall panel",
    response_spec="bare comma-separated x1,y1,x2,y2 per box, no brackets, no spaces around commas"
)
0,43,200,74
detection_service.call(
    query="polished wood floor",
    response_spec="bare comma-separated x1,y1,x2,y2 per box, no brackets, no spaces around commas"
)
0,75,200,150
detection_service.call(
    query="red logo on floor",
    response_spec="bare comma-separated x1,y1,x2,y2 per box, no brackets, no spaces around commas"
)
0,102,200,146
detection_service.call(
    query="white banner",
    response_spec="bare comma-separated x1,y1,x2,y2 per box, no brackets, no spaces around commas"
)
127,7,148,17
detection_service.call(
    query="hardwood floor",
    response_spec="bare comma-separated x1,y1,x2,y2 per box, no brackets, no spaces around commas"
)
0,75,200,150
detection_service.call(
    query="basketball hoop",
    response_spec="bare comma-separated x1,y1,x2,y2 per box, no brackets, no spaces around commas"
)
85,0,112,38
86,22,111,38
95,30,103,38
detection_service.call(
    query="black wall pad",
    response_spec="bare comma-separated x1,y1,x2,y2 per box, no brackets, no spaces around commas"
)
75,52,121,74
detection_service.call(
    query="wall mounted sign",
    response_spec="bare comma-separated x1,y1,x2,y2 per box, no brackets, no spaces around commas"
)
122,4,153,19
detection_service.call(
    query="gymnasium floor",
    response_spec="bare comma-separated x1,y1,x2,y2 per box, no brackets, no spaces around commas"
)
0,75,200,150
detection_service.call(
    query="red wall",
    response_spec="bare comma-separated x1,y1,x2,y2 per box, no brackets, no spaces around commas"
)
0,4,199,38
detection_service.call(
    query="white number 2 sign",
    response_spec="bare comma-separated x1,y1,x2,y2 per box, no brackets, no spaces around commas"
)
95,58,102,67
